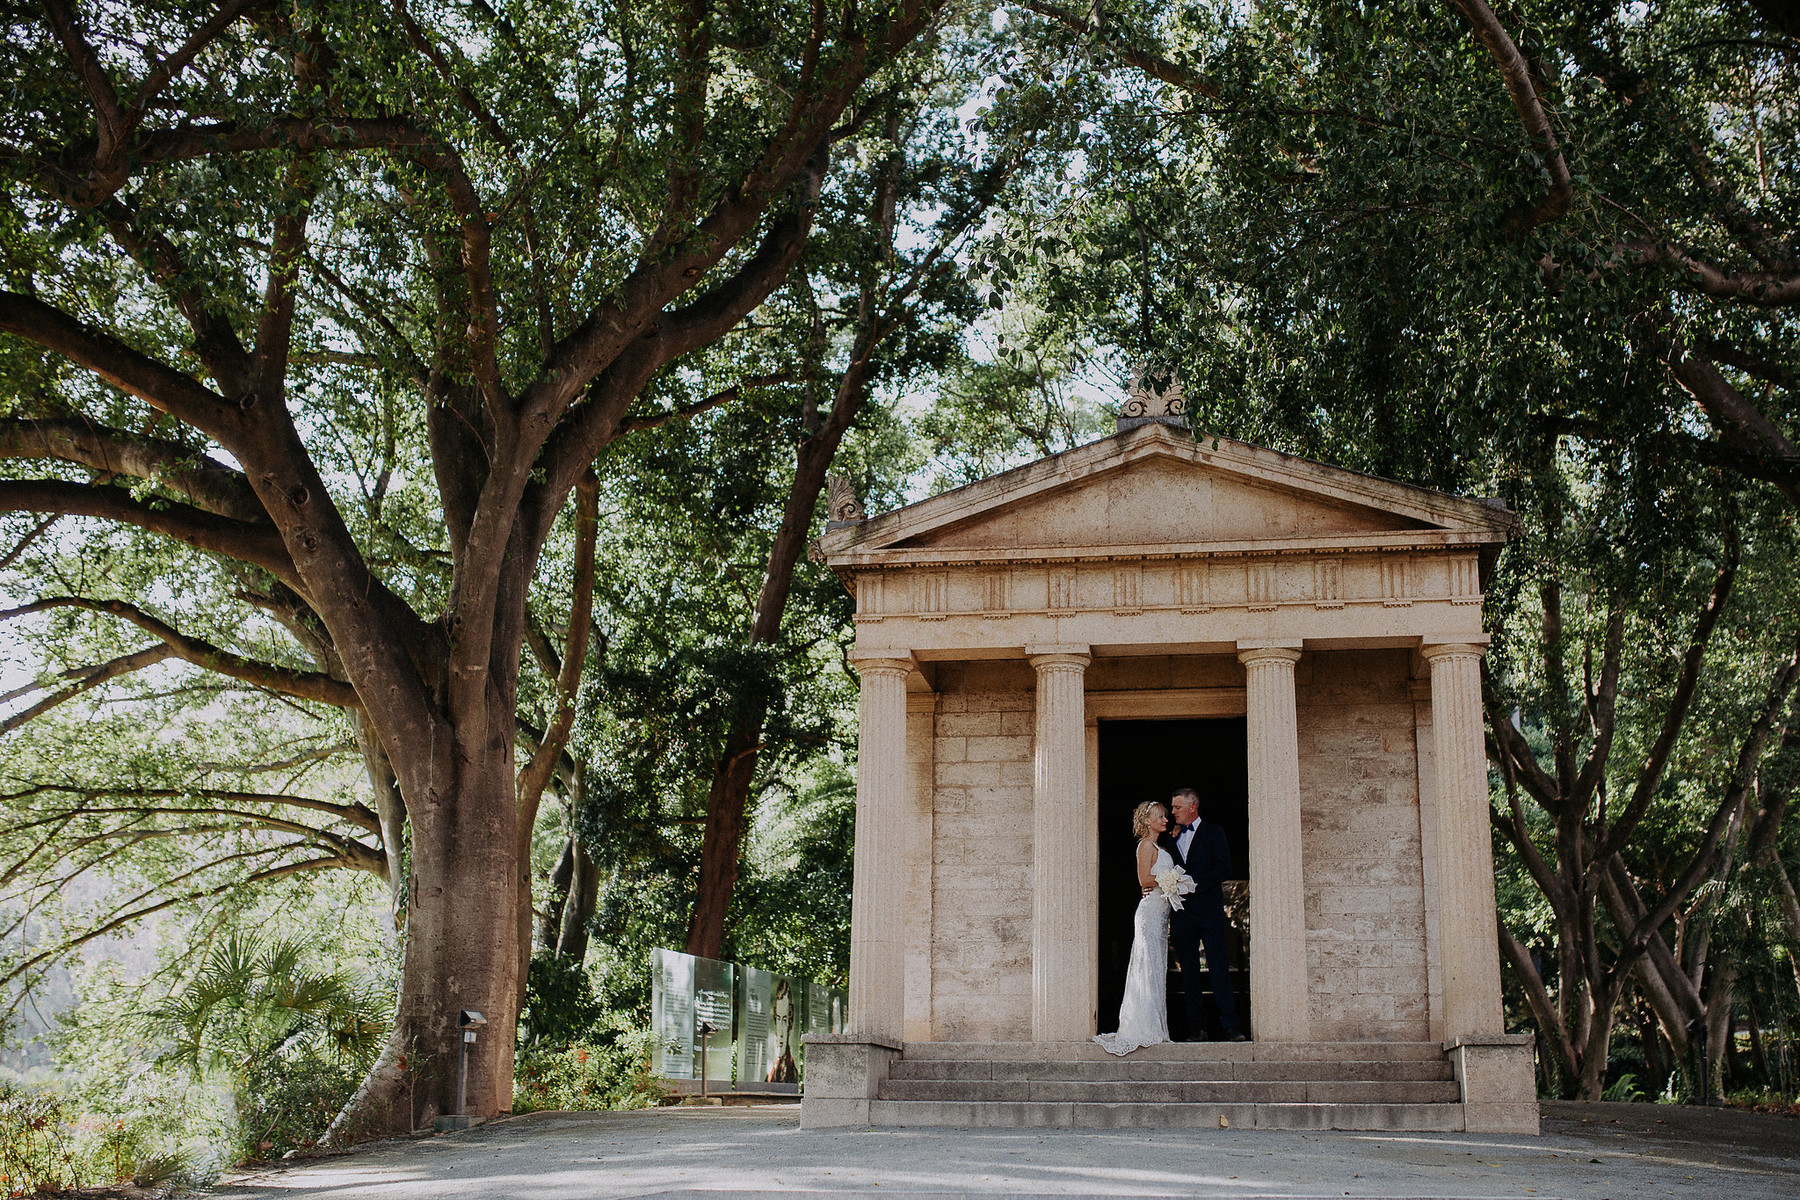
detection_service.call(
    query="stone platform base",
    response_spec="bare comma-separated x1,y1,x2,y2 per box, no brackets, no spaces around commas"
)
802,1038,1538,1133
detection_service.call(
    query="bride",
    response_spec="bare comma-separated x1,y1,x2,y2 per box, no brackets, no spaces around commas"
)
1093,801,1172,1056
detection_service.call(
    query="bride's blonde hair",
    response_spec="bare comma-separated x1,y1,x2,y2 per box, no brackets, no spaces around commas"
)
1131,801,1167,839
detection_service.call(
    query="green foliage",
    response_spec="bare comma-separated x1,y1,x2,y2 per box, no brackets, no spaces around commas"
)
0,1083,195,1194
512,1027,667,1114
521,954,604,1049
143,934,387,1083
237,1052,369,1163
1602,1072,1644,1102
729,770,857,985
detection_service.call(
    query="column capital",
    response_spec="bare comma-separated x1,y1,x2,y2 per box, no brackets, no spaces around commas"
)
1420,637,1490,662
1237,640,1303,666
1026,643,1091,670
849,651,914,679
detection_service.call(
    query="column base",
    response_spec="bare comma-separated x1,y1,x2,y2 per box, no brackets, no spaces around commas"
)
800,1034,901,1128
1446,1034,1539,1134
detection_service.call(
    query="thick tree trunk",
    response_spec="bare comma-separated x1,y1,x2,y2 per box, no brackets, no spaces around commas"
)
1706,955,1739,1097
540,838,575,950
326,726,520,1137
1576,994,1619,1101
686,725,763,959
557,839,600,963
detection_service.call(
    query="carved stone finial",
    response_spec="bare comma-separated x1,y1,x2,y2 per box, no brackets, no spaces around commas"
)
825,475,866,524
1121,362,1188,431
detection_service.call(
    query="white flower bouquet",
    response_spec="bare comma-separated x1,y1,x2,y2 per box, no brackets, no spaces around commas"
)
1152,867,1196,911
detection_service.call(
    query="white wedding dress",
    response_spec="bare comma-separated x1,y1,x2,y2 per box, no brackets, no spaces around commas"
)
1093,846,1172,1056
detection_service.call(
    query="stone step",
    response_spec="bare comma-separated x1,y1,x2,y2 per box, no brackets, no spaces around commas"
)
878,1079,1461,1104
895,1040,1446,1063
889,1058,1453,1083
865,1099,1466,1131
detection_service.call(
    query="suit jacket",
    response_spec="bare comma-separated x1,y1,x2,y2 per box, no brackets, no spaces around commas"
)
1160,822,1232,898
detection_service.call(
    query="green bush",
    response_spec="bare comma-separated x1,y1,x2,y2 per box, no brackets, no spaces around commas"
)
1601,1072,1644,1103
0,1083,191,1195
521,953,604,1047
513,1026,667,1113
237,1052,368,1162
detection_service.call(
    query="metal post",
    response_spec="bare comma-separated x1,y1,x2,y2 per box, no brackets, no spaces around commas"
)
457,1029,473,1116
697,1020,714,1100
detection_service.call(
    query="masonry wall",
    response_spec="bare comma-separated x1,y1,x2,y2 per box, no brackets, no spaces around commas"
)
927,660,1036,1041
1296,649,1431,1041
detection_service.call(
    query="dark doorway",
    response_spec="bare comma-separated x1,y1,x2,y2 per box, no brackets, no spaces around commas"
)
1095,717,1249,1038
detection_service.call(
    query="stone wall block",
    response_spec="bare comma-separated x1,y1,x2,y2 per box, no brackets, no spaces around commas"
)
800,1038,898,1128
937,711,1002,737
1449,1036,1539,1134
967,735,1034,762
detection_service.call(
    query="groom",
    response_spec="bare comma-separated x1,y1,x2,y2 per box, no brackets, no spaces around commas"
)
1164,787,1247,1042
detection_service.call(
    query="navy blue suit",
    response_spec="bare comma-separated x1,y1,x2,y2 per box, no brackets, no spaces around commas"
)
1161,822,1242,1038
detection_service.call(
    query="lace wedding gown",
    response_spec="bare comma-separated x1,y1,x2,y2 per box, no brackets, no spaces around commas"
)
1093,846,1172,1056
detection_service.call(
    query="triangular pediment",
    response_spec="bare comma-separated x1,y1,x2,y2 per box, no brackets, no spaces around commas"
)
820,424,1512,567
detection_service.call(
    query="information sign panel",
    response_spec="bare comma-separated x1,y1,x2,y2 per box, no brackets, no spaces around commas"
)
650,947,843,1086
650,948,736,1081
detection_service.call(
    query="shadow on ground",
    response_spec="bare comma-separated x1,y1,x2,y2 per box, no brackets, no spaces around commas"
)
208,1101,1798,1199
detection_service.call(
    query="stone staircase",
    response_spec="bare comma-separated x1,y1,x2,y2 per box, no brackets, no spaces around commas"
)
867,1041,1465,1130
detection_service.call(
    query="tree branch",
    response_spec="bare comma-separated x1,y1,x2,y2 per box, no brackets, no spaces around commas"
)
516,471,598,856
1019,0,1222,98
0,849,350,994
1622,239,1800,306
0,291,242,438
0,645,174,735
1446,0,1574,233
614,374,791,435
0,417,266,522
1665,347,1800,507
0,479,297,585
1600,530,1739,857
1,596,360,708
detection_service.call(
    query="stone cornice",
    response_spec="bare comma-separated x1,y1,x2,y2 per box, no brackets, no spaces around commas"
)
828,529,1498,571
820,423,1515,564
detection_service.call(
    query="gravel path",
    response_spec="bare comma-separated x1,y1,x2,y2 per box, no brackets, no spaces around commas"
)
207,1101,1799,1199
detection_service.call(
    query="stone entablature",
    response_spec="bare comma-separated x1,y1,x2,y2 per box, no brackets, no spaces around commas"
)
849,551,1484,623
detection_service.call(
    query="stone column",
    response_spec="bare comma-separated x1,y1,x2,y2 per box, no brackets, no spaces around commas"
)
847,653,912,1043
1238,642,1308,1042
902,692,938,1042
1420,640,1504,1040
1028,644,1092,1042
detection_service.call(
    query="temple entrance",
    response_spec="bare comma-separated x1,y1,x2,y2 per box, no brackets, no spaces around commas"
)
1095,717,1250,1039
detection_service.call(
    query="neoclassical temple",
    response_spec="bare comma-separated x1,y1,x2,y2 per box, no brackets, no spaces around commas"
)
802,413,1537,1133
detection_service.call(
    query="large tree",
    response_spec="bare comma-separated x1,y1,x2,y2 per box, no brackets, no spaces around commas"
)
0,0,945,1132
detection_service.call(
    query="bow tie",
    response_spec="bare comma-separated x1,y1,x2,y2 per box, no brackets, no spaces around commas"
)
1179,823,1196,833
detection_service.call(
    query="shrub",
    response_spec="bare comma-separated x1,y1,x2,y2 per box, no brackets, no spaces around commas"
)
1601,1072,1644,1102
520,953,603,1047
513,1026,667,1113
237,1052,368,1163
0,1084,191,1195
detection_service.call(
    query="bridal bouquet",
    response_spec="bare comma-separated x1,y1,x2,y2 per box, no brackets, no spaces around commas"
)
1152,867,1196,911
